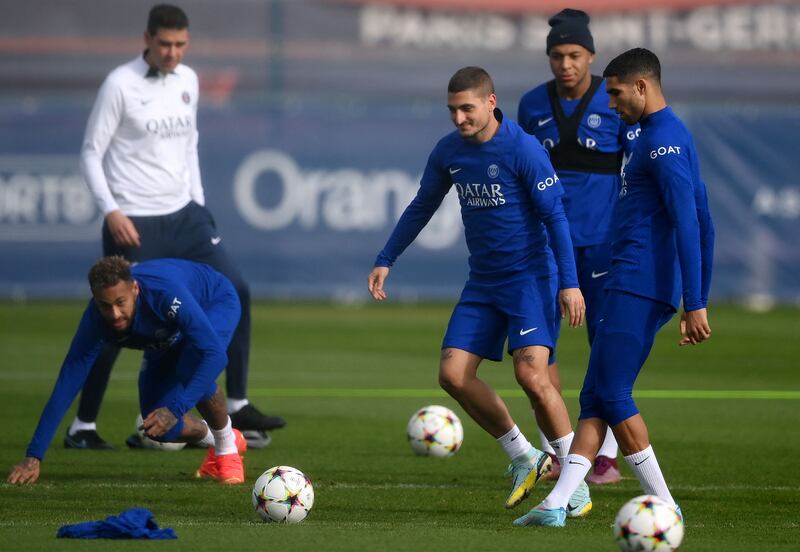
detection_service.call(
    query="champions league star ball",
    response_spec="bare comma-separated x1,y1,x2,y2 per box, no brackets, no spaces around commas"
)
613,495,684,552
135,414,186,451
252,466,315,524
406,405,464,457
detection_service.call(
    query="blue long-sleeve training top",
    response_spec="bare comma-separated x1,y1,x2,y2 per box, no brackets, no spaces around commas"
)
607,106,715,311
26,259,237,460
517,79,639,247
375,110,578,287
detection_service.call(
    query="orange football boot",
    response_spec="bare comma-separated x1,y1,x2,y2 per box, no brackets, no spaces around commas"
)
216,452,245,485
195,428,247,482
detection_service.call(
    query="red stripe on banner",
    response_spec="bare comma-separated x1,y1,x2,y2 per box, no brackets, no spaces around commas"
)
331,0,761,15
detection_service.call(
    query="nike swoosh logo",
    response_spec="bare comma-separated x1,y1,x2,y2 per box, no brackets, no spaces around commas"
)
449,167,461,175
537,117,553,126
519,327,538,335
211,236,222,245
634,456,650,466
566,503,581,512
591,271,609,279
510,434,519,441
568,460,585,465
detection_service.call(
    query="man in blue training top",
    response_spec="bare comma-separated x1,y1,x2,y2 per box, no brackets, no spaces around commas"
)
368,67,592,519
514,48,714,528
518,8,637,485
7,256,248,485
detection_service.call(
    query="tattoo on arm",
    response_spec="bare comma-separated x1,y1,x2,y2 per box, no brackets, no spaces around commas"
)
440,349,454,361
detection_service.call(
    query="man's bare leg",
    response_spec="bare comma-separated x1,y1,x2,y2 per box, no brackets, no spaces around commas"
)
513,346,572,441
438,347,550,508
438,348,513,438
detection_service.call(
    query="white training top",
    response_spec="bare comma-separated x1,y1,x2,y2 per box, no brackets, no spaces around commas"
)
80,54,205,217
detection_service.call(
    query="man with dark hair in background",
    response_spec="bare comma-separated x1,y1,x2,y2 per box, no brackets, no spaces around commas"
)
71,4,283,451
8,256,248,485
514,48,714,527
517,8,639,485
368,66,592,520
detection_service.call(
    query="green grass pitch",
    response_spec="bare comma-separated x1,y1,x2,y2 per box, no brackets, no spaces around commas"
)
0,302,798,550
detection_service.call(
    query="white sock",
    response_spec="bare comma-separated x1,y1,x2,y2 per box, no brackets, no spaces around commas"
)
624,445,675,507
69,418,96,434
597,428,619,459
497,425,533,461
227,398,249,414
210,417,238,456
193,424,215,448
548,431,574,465
542,454,592,509
538,427,556,455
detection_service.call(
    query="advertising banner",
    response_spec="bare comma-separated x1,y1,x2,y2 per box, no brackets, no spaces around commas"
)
1,1,798,302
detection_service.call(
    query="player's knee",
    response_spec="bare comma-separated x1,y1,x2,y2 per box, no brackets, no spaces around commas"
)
594,373,634,411
580,357,632,422
513,352,551,397
438,362,469,396
438,369,462,395
598,396,638,426
514,368,551,403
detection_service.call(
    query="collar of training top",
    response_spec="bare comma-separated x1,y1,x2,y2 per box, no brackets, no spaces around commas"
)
140,50,174,79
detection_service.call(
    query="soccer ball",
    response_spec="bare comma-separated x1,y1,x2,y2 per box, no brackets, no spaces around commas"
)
613,495,684,551
252,466,314,524
135,414,186,451
406,405,464,457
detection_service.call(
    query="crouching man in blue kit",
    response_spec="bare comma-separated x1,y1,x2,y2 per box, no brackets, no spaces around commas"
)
7,257,248,485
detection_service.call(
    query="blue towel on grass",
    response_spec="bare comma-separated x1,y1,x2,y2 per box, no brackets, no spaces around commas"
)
57,508,176,539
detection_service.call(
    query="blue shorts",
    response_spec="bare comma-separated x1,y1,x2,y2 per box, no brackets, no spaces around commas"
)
579,290,675,426
442,273,560,363
574,243,612,346
138,279,240,442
